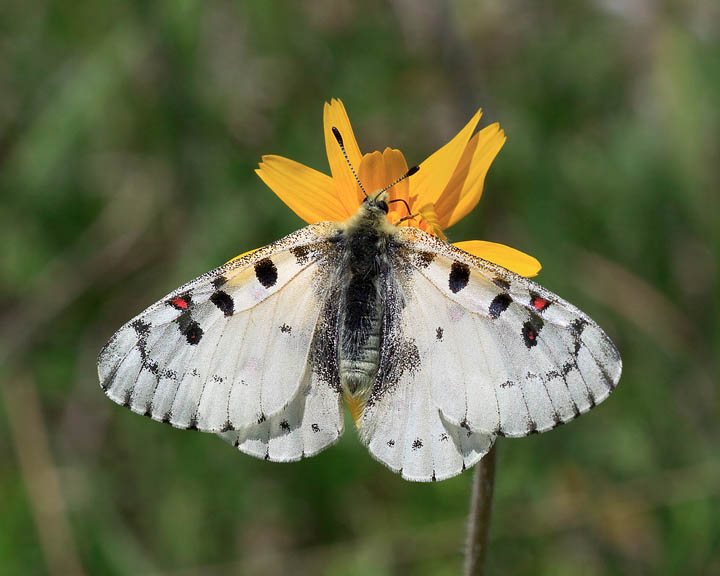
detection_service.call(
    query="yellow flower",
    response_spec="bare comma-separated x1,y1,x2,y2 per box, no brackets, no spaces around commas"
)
255,98,541,277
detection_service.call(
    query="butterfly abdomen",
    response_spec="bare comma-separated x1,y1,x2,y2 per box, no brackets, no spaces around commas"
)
340,309,382,392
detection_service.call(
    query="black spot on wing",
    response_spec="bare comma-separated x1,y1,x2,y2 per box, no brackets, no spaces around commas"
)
280,419,290,432
412,438,423,450
387,439,395,447
449,262,470,293
280,323,292,333
132,319,151,336
416,251,435,268
570,318,588,335
311,423,320,433
493,277,511,290
210,290,234,316
144,359,159,375
290,244,311,264
168,293,193,310
530,292,551,312
436,327,444,341
522,314,544,349
568,318,588,355
254,258,278,288
489,293,512,319
130,319,152,364
212,275,227,289
522,323,538,348
177,312,203,345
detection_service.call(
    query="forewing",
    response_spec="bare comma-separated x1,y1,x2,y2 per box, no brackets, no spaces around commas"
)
98,222,340,432
393,227,622,438
358,270,494,482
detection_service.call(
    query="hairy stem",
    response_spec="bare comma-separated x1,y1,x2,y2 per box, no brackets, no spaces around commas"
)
464,444,497,576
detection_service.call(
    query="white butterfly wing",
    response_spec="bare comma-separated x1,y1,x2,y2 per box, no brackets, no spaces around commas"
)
98,223,344,458
393,228,622,438
359,228,621,481
358,273,495,482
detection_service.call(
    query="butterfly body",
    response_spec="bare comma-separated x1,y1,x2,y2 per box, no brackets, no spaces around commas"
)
335,193,397,417
99,193,621,481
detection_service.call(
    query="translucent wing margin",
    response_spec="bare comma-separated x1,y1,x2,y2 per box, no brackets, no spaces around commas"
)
390,227,622,439
98,223,344,443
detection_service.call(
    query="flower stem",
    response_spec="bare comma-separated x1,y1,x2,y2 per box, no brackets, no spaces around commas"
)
464,443,497,576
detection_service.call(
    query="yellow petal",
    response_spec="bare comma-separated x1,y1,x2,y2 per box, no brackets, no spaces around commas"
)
256,155,349,223
453,240,542,278
324,98,365,214
410,109,482,207
359,147,409,199
360,148,422,229
435,124,506,229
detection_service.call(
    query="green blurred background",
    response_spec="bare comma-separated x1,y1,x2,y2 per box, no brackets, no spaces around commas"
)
1,1,718,574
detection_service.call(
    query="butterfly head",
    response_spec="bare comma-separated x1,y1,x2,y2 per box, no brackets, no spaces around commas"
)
345,190,397,234
364,191,390,215
346,192,390,230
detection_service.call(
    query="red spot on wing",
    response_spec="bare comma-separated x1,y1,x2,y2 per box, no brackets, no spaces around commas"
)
171,297,189,310
532,297,549,312
528,330,536,340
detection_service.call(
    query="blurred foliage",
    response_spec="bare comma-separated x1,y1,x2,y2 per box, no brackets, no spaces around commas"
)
0,1,718,575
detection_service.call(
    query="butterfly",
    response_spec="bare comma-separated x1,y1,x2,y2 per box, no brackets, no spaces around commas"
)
98,127,622,482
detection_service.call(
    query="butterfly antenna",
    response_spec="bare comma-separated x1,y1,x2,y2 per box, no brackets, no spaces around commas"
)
331,127,368,198
388,198,412,215
377,165,419,197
